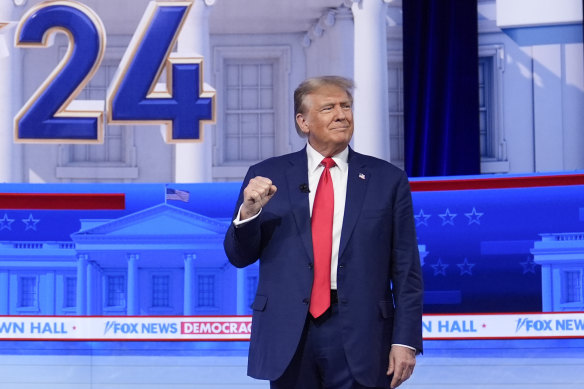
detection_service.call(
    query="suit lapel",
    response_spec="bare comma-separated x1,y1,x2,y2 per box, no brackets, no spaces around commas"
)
339,149,369,260
286,148,313,262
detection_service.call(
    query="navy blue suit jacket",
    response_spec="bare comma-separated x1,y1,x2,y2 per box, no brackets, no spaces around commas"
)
224,147,423,387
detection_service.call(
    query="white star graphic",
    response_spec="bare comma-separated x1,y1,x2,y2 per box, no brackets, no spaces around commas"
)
457,258,475,276
465,207,484,225
431,258,449,276
520,257,537,275
22,214,40,231
0,213,15,231
414,209,431,227
439,208,457,226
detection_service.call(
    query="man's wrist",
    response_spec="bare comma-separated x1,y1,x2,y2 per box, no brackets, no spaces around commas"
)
392,344,417,353
233,204,261,227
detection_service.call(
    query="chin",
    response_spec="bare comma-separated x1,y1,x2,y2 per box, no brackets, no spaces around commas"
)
332,131,352,141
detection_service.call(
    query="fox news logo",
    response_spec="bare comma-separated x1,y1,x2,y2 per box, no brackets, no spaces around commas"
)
515,317,584,333
104,321,178,335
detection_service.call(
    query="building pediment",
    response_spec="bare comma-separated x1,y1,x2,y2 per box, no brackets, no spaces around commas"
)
72,203,229,240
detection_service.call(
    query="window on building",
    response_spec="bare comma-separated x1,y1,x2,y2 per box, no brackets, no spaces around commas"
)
152,274,171,308
19,276,38,308
64,277,77,308
478,56,494,159
388,61,405,169
478,45,507,173
224,61,276,163
106,275,126,307
197,274,216,308
562,270,582,304
213,45,291,181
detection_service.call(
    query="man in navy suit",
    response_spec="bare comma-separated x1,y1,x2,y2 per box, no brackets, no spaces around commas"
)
224,76,423,389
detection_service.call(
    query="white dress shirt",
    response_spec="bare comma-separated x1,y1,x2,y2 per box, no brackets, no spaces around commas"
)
306,142,348,290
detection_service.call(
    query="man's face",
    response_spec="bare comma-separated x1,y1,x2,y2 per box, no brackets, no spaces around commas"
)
296,84,354,157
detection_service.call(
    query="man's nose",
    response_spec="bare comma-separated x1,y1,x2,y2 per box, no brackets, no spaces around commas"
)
334,105,347,120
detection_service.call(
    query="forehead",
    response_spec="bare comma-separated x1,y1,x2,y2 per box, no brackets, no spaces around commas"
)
304,84,351,108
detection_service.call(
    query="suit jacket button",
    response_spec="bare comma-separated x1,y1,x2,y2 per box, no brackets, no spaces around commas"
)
302,298,310,305
308,263,313,270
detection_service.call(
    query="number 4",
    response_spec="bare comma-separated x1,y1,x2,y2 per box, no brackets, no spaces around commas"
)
107,1,215,143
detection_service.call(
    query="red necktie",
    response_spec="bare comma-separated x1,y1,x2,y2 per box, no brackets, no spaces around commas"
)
310,157,335,318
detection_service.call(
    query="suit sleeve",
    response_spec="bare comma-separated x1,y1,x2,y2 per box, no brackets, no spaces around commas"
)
223,166,263,268
390,170,424,353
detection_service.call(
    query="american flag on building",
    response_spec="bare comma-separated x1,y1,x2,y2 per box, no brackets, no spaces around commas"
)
166,188,190,202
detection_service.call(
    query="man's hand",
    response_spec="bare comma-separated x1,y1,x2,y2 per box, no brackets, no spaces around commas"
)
387,345,416,388
241,176,277,220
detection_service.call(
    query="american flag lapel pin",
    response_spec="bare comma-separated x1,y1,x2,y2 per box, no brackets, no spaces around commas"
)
359,173,366,180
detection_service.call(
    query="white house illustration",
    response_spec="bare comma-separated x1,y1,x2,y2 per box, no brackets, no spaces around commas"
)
0,203,259,317
532,232,584,312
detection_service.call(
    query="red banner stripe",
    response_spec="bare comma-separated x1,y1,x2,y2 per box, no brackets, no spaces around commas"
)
0,193,125,210
409,174,584,192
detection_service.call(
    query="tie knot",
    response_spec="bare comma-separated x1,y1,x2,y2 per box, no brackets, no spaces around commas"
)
321,157,336,170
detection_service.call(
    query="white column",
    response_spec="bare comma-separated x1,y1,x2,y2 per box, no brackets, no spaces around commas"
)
0,3,14,182
304,6,354,79
540,265,552,311
532,45,563,172
183,253,196,315
76,254,89,315
174,0,215,183
86,261,97,315
127,253,140,315
0,271,9,314
46,272,56,314
350,0,391,161
562,43,584,170
11,26,23,182
533,43,584,172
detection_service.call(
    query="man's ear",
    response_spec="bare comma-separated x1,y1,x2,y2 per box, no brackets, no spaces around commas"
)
296,113,309,135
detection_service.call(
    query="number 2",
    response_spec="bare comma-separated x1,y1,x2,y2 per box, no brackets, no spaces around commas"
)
14,1,106,143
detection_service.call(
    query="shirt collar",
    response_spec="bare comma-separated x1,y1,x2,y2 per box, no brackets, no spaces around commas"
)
306,142,349,173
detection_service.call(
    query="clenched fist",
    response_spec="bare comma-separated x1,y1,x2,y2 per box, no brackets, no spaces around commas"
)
241,176,277,220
